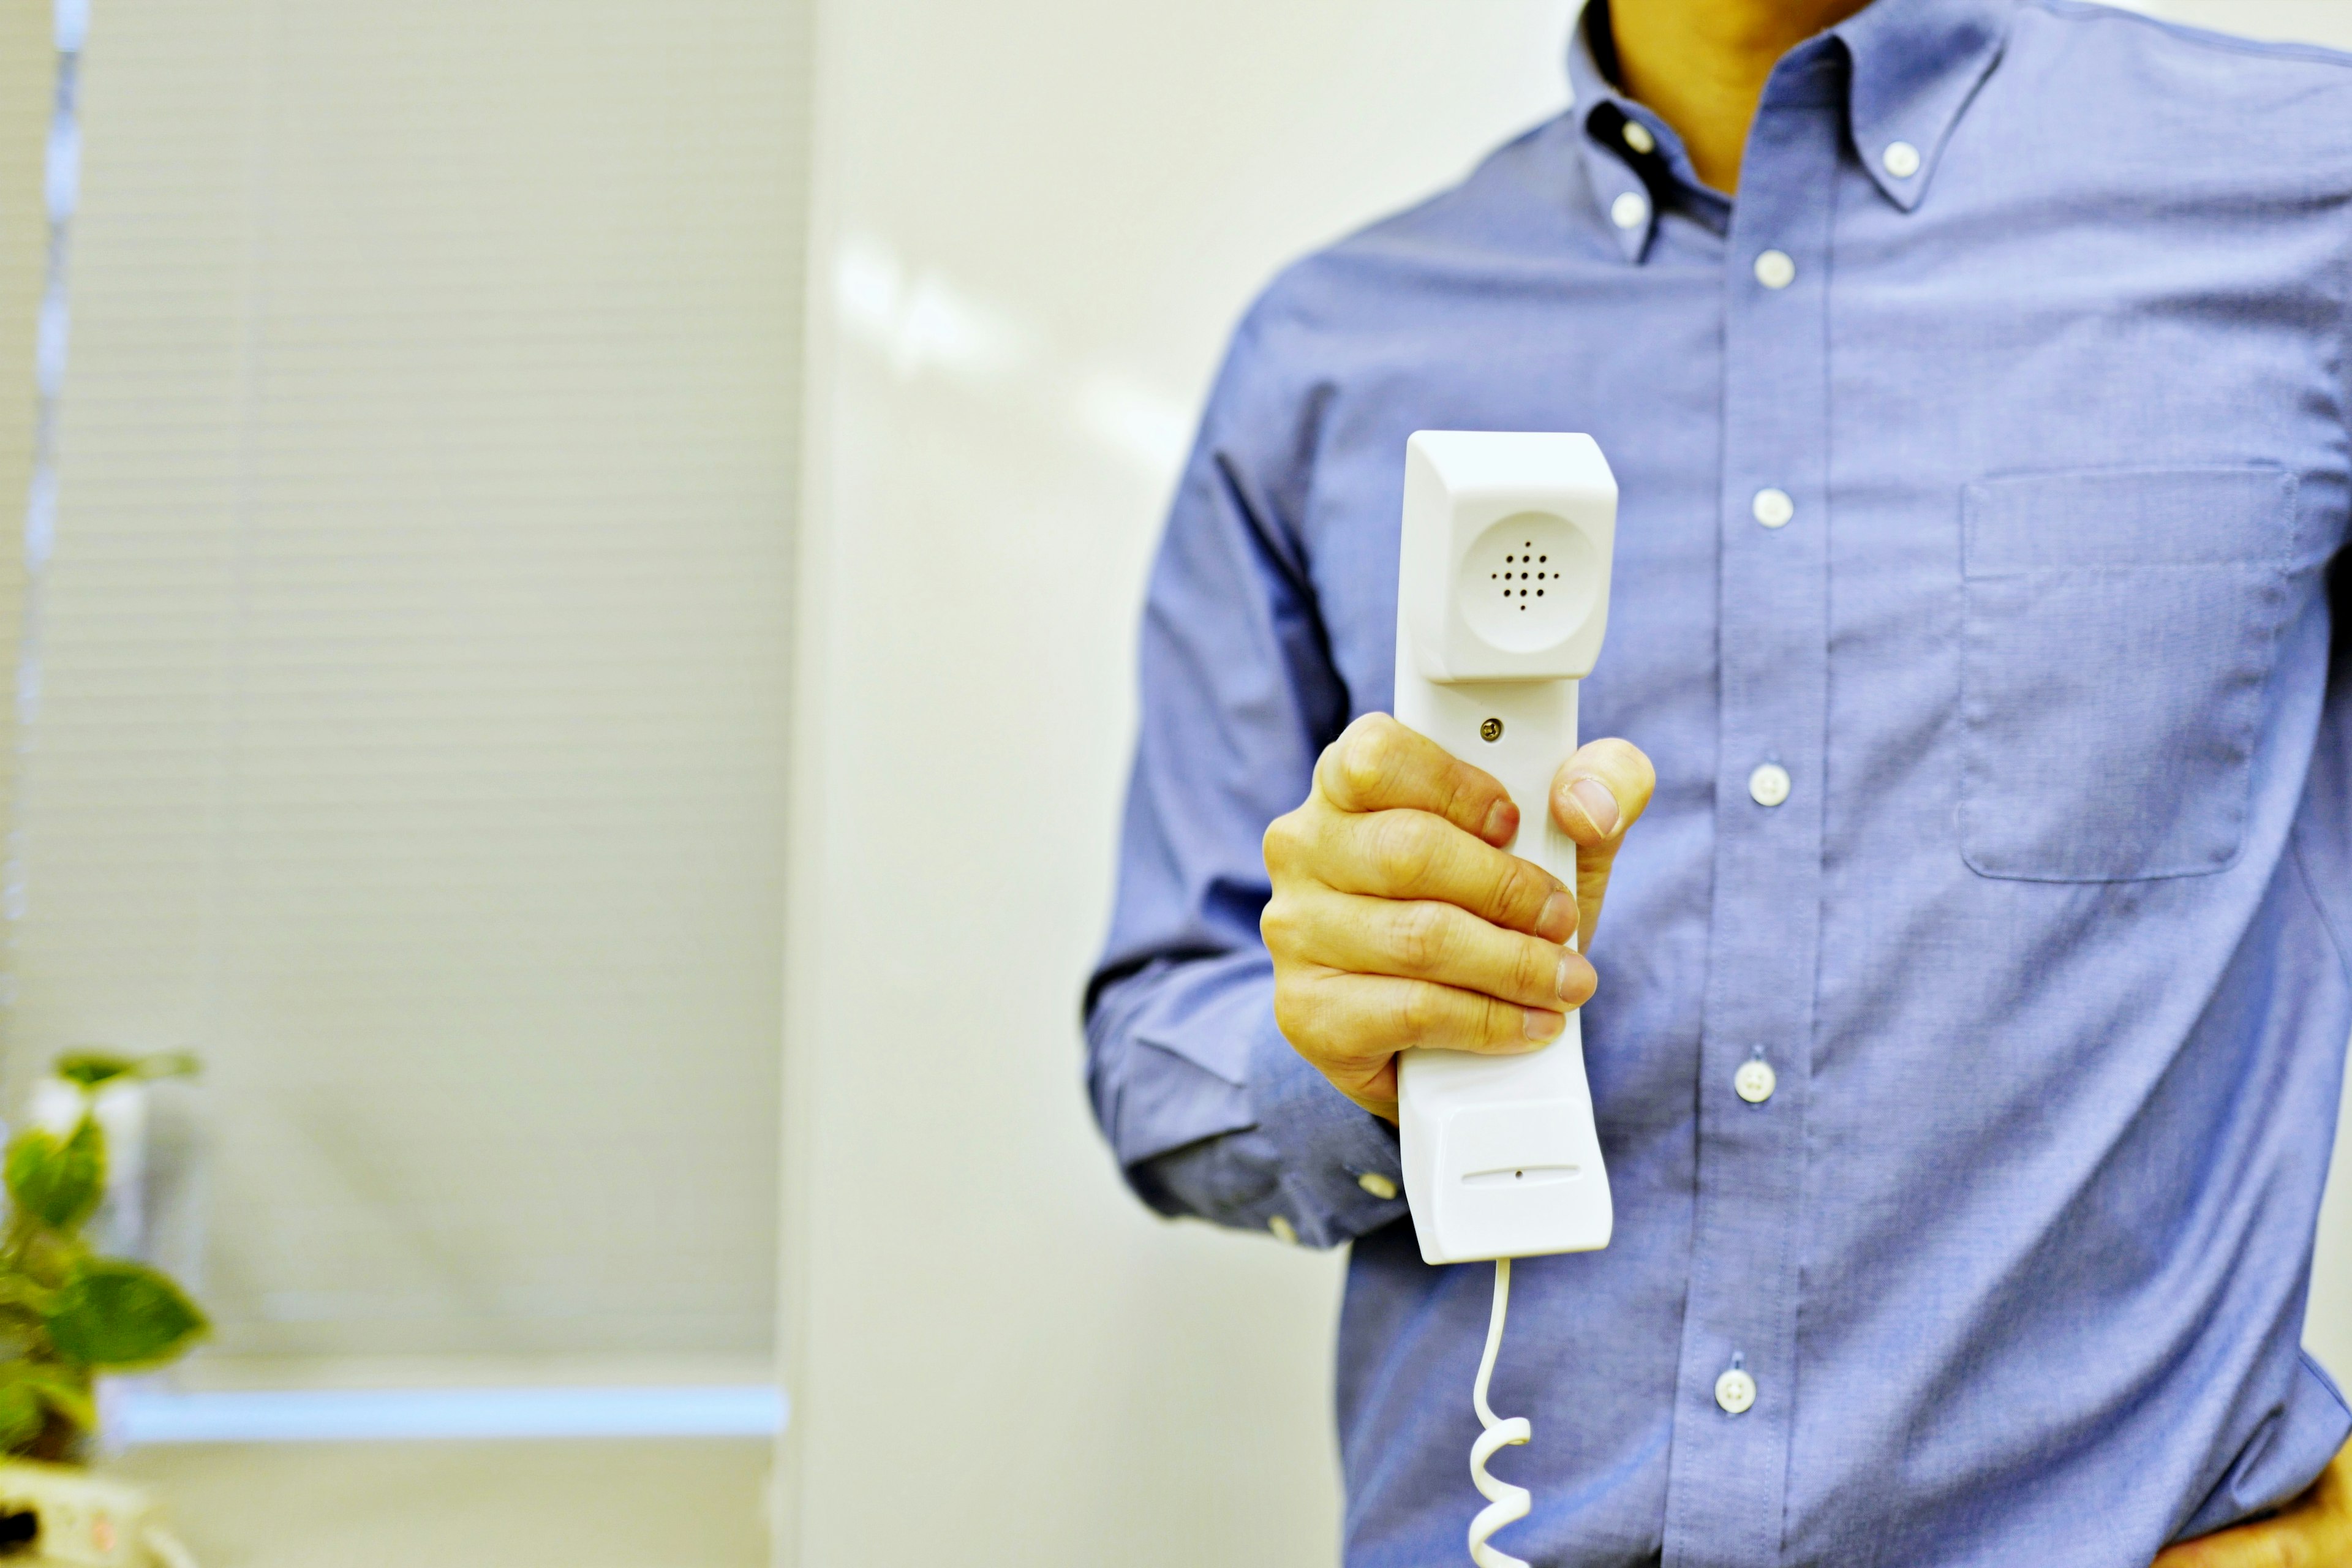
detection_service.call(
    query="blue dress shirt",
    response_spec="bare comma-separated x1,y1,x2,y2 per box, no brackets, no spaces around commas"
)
1084,2,2352,1562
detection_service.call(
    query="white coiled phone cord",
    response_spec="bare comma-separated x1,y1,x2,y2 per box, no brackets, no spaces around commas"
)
1468,1257,1534,1568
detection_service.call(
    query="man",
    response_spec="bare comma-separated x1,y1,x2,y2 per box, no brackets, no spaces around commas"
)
1084,0,2352,1562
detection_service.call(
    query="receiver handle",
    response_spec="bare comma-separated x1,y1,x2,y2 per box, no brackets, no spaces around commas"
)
1393,673,1613,1266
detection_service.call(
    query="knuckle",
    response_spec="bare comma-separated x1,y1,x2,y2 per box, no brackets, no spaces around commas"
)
1479,994,1525,1048
1262,812,1306,874
1369,812,1438,889
1491,856,1549,924
1336,731,1396,805
1392,902,1452,973
1435,762,1483,824
1513,938,1555,1001
1395,982,1445,1041
1309,741,1347,808
1259,892,1300,952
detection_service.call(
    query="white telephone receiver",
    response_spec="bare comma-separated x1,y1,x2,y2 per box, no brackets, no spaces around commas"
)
1393,429,1618,1265
1392,432,1619,1568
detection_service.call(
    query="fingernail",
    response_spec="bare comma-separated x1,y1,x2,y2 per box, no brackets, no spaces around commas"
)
1537,891,1577,942
1481,799,1518,844
1569,777,1620,836
1556,951,1594,1006
1523,1007,1565,1042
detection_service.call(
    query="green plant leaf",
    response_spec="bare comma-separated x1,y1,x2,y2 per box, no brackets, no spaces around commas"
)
7,1228,87,1295
13,1366,93,1433
45,1260,207,1369
0,1362,95,1440
0,1270,59,1317
52,1055,138,1091
4,1120,104,1234
0,1379,40,1454
54,1050,198,1090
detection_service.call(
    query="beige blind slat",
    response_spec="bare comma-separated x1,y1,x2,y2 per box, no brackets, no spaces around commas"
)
12,0,804,1358
0,6,52,827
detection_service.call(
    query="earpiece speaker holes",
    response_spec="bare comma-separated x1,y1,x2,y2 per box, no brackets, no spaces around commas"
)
1498,550,1559,609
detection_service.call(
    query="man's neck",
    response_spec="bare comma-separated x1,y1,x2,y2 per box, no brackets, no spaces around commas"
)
1606,0,1873,192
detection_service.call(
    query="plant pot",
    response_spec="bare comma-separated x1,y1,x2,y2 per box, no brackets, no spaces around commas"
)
0,1458,192,1566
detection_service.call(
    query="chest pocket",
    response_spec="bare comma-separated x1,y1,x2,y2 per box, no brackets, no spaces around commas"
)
1959,467,2297,883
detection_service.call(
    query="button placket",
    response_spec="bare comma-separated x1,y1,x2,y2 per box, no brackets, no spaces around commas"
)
1660,59,1838,1568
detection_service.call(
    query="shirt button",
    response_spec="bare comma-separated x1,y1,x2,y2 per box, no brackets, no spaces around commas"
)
1735,1060,1777,1104
1747,763,1791,807
1715,1367,1757,1415
1268,1215,1297,1245
1610,190,1649,230
1882,140,1922,178
1621,119,1657,156
1357,1172,1398,1201
1751,488,1794,529
1753,249,1796,289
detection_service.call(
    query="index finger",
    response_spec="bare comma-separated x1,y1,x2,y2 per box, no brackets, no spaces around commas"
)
1314,714,1518,847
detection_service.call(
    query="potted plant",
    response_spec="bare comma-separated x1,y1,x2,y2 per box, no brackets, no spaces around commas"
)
0,1052,206,1461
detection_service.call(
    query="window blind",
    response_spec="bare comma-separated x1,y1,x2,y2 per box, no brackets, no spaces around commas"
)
10,0,804,1361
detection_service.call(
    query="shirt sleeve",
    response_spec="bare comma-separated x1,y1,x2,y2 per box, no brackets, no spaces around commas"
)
1082,301,1409,1250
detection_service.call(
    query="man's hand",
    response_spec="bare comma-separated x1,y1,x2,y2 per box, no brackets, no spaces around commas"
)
1260,712,1654,1121
2153,1441,2352,1567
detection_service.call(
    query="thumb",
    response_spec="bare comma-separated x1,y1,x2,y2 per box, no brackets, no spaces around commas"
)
1550,737,1656,954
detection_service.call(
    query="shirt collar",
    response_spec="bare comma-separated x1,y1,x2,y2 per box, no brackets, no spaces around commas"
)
1566,0,2013,256
1835,0,2012,211
1566,7,1686,263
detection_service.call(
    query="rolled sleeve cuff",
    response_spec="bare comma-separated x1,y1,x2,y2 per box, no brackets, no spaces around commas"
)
1241,1008,1409,1248
1098,953,1409,1247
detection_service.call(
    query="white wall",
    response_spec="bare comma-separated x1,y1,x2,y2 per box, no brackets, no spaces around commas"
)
776,4,1578,1562
2318,1079,2352,1378
2150,0,2352,46
777,4,2352,1562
